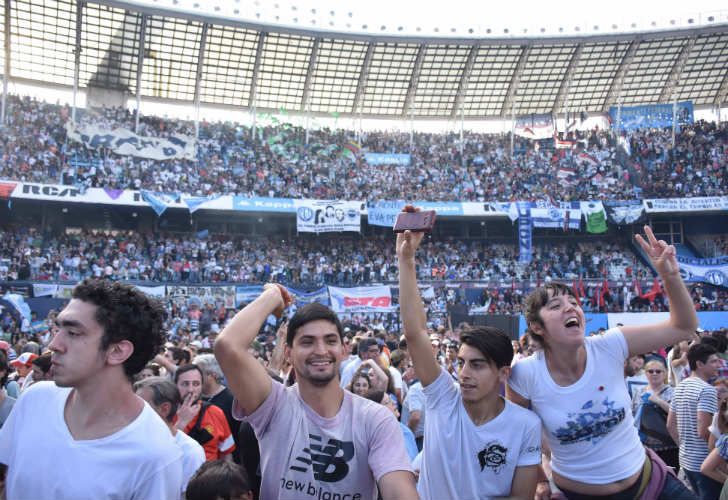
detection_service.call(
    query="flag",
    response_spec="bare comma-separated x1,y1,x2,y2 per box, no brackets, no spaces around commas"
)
580,201,608,234
579,277,586,299
341,140,361,161
602,279,611,302
641,278,662,303
572,279,581,305
557,167,577,185
553,133,577,149
633,278,642,297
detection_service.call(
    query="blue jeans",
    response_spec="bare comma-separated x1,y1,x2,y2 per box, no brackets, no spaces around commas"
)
659,472,698,499
684,469,721,500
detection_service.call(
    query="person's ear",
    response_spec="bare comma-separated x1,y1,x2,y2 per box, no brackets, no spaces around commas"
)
106,340,134,367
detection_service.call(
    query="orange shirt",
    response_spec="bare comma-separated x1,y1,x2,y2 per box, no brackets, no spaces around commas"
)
184,403,235,461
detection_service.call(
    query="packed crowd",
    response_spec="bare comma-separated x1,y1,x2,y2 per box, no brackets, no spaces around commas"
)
1,95,726,201
1,225,727,500
0,225,659,285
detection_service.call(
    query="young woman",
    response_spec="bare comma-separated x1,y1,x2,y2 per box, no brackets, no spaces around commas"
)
631,357,679,471
507,227,697,499
700,398,728,499
669,340,692,386
348,372,372,397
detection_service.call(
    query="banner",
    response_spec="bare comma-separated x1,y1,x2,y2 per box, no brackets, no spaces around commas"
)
517,202,532,263
328,285,393,313
134,285,166,298
531,201,581,230
609,101,693,131
295,200,362,234
65,122,196,160
364,153,411,166
2,293,31,322
643,197,728,213
184,195,221,214
235,285,264,307
515,114,554,139
460,202,513,218
32,284,58,297
580,201,608,234
233,196,296,213
140,190,181,216
53,284,76,299
367,200,406,228
603,200,645,225
166,285,236,308
677,256,728,287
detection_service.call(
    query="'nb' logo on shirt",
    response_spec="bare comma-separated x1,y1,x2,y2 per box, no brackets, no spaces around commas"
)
290,434,355,482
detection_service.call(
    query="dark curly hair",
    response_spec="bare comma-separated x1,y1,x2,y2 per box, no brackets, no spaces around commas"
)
72,279,166,379
524,282,576,345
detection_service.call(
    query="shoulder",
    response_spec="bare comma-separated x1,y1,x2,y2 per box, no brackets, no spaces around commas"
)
503,399,540,427
18,381,69,406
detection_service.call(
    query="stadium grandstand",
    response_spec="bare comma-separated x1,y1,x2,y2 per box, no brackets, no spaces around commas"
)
0,0,726,338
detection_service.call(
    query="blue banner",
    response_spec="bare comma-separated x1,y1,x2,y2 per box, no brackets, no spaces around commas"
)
235,285,263,307
185,195,220,214
364,153,411,166
233,196,296,213
677,256,728,287
140,190,181,216
531,201,581,230
287,286,330,306
417,202,464,216
609,101,693,130
517,202,532,263
367,200,406,227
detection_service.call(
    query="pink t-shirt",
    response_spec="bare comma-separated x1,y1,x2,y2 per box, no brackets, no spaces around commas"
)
233,381,413,500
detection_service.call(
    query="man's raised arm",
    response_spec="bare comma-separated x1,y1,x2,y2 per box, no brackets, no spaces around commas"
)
214,284,290,415
396,220,440,387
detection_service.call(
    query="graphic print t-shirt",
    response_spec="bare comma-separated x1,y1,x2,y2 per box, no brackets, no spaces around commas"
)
509,329,644,484
233,381,413,500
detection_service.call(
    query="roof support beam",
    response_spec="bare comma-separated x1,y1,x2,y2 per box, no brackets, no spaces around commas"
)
551,43,583,115
248,31,266,109
192,22,208,138
71,1,85,123
602,38,640,112
659,36,696,102
501,45,531,117
351,41,374,114
300,37,320,112
450,44,478,118
402,44,426,116
2,0,12,127
133,13,147,133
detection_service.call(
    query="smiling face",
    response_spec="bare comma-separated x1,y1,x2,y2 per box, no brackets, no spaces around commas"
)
531,289,586,349
351,374,371,396
286,319,345,388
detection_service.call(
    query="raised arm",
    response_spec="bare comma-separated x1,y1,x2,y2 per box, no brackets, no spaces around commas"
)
214,284,291,415
396,220,440,387
622,226,698,356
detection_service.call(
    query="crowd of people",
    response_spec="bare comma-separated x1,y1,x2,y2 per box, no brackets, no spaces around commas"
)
1,94,726,201
2,227,728,499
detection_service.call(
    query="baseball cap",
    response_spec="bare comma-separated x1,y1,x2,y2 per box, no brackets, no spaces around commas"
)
189,340,203,349
10,352,38,368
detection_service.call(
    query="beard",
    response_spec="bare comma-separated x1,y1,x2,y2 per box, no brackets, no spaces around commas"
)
297,358,339,387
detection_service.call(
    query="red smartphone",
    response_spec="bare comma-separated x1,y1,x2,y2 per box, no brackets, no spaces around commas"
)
393,210,437,233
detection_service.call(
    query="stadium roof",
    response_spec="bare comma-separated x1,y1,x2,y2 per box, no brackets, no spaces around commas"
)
3,0,728,119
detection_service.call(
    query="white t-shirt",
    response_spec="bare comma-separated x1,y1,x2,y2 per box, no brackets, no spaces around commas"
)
175,430,206,499
233,380,413,500
340,357,362,388
401,382,426,438
418,369,541,500
509,328,644,484
0,381,183,500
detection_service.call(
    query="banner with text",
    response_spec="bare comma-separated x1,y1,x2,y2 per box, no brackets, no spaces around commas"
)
677,256,728,287
366,200,406,227
643,197,728,213
609,101,693,131
531,201,581,229
328,285,394,313
364,153,411,166
295,200,362,233
66,122,196,160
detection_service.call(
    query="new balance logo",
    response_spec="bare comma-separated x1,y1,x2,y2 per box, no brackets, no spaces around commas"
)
290,434,355,482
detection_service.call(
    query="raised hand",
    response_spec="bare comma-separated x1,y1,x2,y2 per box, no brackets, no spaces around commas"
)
634,226,679,278
396,206,426,260
262,283,294,318
176,392,201,428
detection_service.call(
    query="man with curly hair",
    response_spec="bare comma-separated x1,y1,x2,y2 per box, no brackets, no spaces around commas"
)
0,279,183,499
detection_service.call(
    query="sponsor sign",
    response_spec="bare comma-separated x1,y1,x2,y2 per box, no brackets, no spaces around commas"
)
364,153,411,166
328,286,394,313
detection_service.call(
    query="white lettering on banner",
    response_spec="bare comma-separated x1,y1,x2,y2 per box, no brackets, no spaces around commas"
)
328,286,394,313
295,200,362,234
460,202,510,217
643,197,728,213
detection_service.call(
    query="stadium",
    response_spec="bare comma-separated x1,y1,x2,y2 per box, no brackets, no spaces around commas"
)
0,0,727,498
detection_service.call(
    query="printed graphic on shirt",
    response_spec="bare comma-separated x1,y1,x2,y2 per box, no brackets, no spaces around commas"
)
553,397,625,445
290,434,355,482
477,441,508,474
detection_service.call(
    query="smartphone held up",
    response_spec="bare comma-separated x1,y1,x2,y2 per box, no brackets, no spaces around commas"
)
392,205,437,233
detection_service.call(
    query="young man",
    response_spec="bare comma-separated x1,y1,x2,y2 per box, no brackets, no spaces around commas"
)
0,279,183,499
214,285,417,500
134,376,206,499
397,226,541,499
174,364,235,461
668,342,721,499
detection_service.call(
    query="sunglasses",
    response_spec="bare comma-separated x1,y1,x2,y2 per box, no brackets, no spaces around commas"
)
646,369,664,374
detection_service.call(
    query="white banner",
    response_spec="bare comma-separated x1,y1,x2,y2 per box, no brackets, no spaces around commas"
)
328,285,393,313
166,285,237,309
677,257,728,287
32,284,59,297
66,122,196,160
54,284,76,299
295,200,362,233
460,202,512,218
643,197,728,213
531,201,582,229
135,285,167,298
